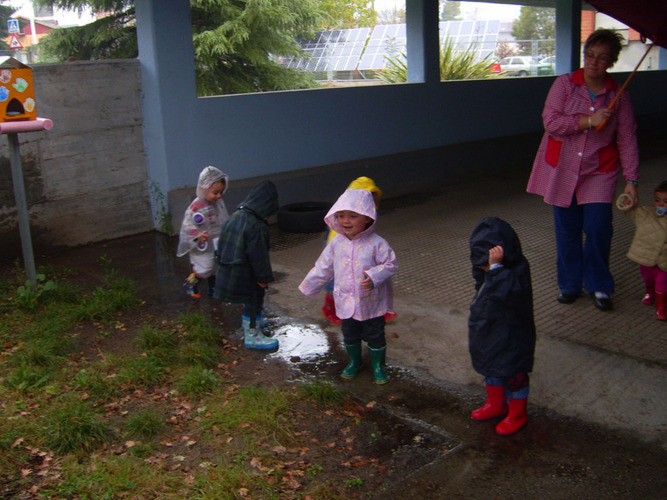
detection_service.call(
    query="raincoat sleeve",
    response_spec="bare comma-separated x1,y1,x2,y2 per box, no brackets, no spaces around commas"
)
299,244,335,297
362,238,397,288
246,225,274,285
476,266,533,324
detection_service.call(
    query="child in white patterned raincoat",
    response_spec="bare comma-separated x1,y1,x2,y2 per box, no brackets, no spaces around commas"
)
177,166,229,298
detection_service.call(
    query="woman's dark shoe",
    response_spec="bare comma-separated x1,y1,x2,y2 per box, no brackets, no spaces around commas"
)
557,292,580,304
591,292,613,311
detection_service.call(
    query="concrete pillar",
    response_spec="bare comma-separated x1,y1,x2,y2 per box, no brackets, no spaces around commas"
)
406,0,440,84
555,0,582,73
135,0,196,231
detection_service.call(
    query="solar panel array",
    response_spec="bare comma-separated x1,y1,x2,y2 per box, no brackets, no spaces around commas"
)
281,20,504,75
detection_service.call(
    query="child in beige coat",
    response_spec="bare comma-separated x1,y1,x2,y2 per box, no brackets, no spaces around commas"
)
617,180,667,320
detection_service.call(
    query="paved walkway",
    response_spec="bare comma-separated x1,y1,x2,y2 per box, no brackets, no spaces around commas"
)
268,153,667,447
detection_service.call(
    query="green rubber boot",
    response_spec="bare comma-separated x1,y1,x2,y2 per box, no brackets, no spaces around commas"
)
341,343,362,379
368,346,389,385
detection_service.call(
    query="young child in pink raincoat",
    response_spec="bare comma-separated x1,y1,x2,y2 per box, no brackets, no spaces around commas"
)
299,188,397,384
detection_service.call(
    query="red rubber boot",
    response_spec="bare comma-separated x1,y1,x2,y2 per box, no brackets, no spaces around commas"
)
656,292,667,321
321,293,341,325
496,398,528,436
642,285,654,305
471,385,507,421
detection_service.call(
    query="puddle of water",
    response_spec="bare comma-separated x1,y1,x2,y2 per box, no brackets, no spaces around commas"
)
267,321,331,362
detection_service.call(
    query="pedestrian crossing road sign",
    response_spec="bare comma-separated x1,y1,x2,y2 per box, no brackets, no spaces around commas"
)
7,19,19,34
9,35,22,50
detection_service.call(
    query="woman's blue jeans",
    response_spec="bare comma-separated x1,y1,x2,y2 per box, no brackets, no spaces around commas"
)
553,198,614,295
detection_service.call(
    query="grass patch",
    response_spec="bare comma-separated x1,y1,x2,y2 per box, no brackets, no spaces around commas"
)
125,410,165,439
300,380,345,406
0,260,385,499
177,366,220,395
117,353,167,387
43,398,114,454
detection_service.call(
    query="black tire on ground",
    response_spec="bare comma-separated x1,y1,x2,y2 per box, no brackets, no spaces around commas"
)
277,201,330,233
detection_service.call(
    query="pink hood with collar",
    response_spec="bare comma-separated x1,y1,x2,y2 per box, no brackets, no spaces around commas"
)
324,188,377,237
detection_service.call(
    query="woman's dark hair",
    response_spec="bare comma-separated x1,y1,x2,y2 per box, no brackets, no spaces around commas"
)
655,180,667,194
584,28,624,65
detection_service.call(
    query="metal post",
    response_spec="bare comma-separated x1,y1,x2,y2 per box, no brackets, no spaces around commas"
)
7,132,37,284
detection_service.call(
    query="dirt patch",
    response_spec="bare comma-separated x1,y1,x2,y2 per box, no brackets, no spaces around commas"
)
3,231,666,499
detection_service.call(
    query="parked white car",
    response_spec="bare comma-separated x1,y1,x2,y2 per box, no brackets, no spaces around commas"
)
498,56,541,77
537,56,556,75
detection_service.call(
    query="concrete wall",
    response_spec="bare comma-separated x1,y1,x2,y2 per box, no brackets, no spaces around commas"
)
0,59,152,260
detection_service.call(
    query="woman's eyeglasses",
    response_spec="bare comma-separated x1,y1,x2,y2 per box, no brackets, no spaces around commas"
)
585,51,611,63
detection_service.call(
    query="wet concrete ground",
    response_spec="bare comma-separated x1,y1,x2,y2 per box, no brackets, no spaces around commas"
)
5,152,666,497
11,212,664,497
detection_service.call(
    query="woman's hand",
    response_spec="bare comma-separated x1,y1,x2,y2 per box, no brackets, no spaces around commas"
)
591,107,613,128
624,182,639,208
197,231,209,242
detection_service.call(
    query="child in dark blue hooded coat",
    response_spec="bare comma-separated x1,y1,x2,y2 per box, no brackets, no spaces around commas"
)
468,217,536,435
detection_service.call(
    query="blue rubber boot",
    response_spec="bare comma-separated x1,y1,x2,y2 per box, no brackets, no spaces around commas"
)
242,315,278,350
367,346,389,385
255,313,270,329
341,343,362,379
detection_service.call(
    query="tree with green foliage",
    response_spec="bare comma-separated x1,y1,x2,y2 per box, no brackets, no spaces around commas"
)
440,0,461,21
376,37,498,84
319,0,375,29
0,2,18,51
511,6,555,56
35,0,323,95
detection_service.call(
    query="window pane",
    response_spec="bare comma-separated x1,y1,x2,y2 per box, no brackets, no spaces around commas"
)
438,2,556,80
192,0,408,95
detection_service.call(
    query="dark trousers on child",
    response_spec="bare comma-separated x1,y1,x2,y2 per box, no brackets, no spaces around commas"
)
341,316,386,349
243,285,265,328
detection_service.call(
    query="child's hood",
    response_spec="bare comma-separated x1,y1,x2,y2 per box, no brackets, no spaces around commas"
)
325,188,377,236
196,166,228,200
469,217,524,268
238,180,279,220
